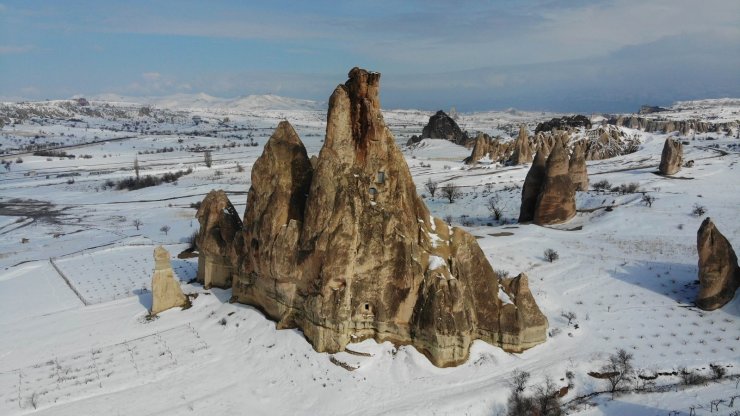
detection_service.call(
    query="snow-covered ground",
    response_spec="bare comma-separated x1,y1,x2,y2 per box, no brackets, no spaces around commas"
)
0,96,738,415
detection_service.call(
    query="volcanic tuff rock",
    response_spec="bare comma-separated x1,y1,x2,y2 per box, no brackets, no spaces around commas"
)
197,68,548,367
420,110,471,147
535,115,591,134
533,137,576,225
464,133,511,165
518,149,547,222
150,246,188,315
696,218,740,311
658,137,683,175
568,141,588,191
509,125,533,165
195,190,242,288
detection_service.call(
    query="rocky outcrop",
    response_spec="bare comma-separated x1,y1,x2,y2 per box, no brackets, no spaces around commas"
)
609,116,737,136
535,115,591,134
464,133,511,165
658,138,683,175
420,110,470,147
509,125,533,165
518,149,547,222
533,138,576,225
198,67,548,367
195,190,242,288
696,218,740,311
569,141,588,191
150,246,188,315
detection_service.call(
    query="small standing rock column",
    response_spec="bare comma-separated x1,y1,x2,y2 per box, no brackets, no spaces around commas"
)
151,246,188,315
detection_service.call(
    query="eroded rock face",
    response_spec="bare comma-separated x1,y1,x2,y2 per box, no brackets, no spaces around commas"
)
569,141,589,191
199,67,548,367
696,218,740,311
465,133,511,165
535,115,591,134
421,110,470,147
150,246,188,315
195,190,242,288
509,125,533,165
519,149,547,222
658,138,683,175
533,138,576,225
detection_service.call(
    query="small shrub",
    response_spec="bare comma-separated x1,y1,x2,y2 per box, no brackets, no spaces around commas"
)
190,201,202,210
160,225,171,235
132,219,143,230
691,204,707,217
544,248,559,263
561,311,577,326
218,317,227,326
593,179,611,191
709,363,726,380
440,182,462,203
641,194,655,207
679,367,706,386
486,194,504,221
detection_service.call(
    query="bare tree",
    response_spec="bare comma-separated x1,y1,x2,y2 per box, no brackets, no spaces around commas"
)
133,157,140,179
641,193,655,207
561,311,577,326
425,178,438,198
486,194,503,221
440,182,462,203
204,150,213,168
601,348,634,394
544,248,559,262
160,225,171,235
132,219,143,230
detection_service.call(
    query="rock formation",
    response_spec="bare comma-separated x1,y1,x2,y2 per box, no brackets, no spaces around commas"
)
518,149,547,222
532,137,576,225
569,141,588,191
609,116,736,136
658,137,683,175
419,110,471,147
197,67,548,367
696,218,740,311
464,133,511,165
150,246,188,315
195,190,242,288
509,125,533,165
535,115,591,134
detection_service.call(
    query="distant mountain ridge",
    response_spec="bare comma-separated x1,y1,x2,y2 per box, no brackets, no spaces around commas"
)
87,93,326,112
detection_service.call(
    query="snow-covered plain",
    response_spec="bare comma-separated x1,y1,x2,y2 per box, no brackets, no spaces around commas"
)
0,96,739,415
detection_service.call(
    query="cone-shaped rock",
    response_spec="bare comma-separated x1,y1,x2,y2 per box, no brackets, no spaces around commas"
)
509,125,533,165
696,218,740,311
421,110,470,146
198,67,548,367
658,138,683,175
519,149,547,222
195,190,242,288
533,138,576,225
150,246,188,315
569,141,589,191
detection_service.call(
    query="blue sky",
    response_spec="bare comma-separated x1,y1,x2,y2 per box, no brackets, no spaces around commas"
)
1,0,738,112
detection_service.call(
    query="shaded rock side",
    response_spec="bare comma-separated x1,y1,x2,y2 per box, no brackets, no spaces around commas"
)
204,67,548,367
569,141,589,191
195,190,242,288
518,149,547,222
658,137,683,175
509,125,533,165
421,110,470,147
696,218,740,311
533,138,576,225
150,246,188,315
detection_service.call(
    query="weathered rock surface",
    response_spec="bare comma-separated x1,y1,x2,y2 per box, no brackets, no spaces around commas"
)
535,115,591,134
509,125,533,165
150,246,188,315
609,116,736,135
658,137,683,175
196,190,242,288
696,218,740,311
569,141,588,191
421,110,470,147
533,138,576,225
464,133,511,165
518,149,547,222
198,67,548,367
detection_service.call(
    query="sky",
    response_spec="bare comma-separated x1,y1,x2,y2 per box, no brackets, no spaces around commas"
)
0,0,739,112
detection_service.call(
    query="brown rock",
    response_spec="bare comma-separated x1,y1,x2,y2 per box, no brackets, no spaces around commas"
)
195,190,242,288
658,138,683,175
509,125,533,165
696,218,740,311
465,133,511,165
518,149,547,222
199,67,548,367
569,141,589,191
150,246,188,315
533,138,576,225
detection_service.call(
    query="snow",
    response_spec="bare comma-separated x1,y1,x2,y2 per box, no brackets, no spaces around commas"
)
0,96,738,415
498,284,514,305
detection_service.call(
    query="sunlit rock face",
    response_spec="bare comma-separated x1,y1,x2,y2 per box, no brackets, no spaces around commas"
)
696,218,740,311
197,67,548,367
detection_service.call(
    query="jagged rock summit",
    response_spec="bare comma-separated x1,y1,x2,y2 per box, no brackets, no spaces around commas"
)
509,125,533,165
658,137,683,175
150,246,188,315
196,67,548,367
568,141,589,191
420,110,470,146
696,218,740,311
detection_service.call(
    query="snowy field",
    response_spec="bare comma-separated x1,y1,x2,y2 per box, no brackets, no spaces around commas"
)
0,96,739,415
